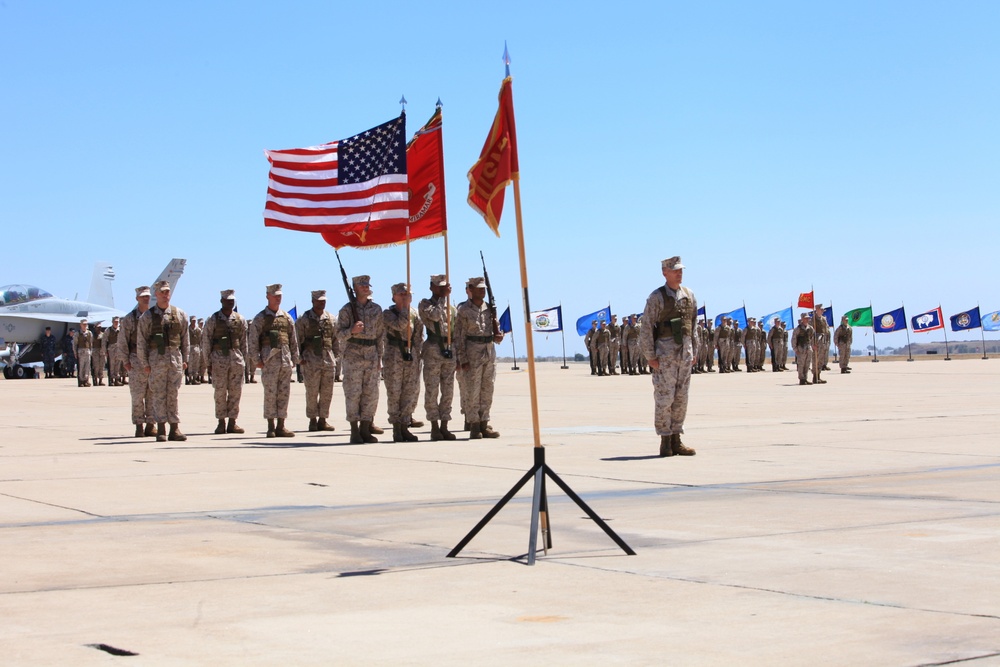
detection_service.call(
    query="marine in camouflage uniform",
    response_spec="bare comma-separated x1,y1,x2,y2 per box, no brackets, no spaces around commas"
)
814,304,832,376
793,313,816,385
768,317,784,372
119,286,155,437
73,319,94,387
595,321,611,376
337,275,385,444
89,323,107,385
623,315,640,375
743,318,757,372
187,316,203,385
104,317,124,385
834,316,853,373
419,274,458,441
703,320,715,372
607,315,621,375
454,277,503,439
202,289,246,434
585,321,599,375
137,281,190,442
294,290,337,433
249,284,299,438
716,317,731,372
638,256,698,458
383,283,424,442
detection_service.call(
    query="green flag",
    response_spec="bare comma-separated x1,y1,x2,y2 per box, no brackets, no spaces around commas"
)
844,306,873,327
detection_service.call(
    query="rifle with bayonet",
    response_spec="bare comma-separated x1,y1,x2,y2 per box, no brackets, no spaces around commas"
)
335,250,359,325
480,251,501,339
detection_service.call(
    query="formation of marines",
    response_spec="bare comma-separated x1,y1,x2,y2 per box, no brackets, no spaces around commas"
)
93,275,504,444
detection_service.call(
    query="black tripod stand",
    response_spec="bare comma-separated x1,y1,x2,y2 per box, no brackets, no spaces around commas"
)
447,447,635,564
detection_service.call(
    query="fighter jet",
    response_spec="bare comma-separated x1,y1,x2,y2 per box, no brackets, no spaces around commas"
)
1,259,186,379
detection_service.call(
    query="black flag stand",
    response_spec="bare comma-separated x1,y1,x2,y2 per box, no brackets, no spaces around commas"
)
448,48,633,565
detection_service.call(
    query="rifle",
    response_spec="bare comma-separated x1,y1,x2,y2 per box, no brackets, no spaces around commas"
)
335,250,359,324
480,251,501,338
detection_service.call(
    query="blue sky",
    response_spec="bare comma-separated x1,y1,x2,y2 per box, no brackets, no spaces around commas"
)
2,1,997,355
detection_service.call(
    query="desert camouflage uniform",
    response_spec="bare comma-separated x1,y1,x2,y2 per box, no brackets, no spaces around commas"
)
639,284,698,438
383,304,423,426
608,320,621,375
624,320,640,374
419,295,456,422
249,307,299,419
454,300,498,424
704,322,715,371
585,324,599,375
119,307,153,424
834,321,853,371
187,321,203,383
596,324,611,375
202,309,246,420
104,325,124,384
295,307,337,420
137,304,189,424
814,312,831,372
793,320,816,383
73,328,94,386
768,322,783,371
336,300,384,422
91,327,106,384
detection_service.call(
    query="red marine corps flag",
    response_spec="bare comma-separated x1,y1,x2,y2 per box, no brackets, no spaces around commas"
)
467,76,519,236
797,290,815,309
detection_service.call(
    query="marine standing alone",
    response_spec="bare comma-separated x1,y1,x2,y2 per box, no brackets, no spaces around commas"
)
249,284,299,438
337,275,385,444
638,256,698,458
834,315,853,374
137,280,190,442
453,277,504,439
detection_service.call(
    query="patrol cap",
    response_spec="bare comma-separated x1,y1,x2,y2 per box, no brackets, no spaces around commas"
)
430,274,448,286
391,283,409,295
266,284,282,296
352,275,371,287
661,256,685,270
220,289,235,300
814,303,823,309
467,277,487,289
135,286,151,298
154,280,171,293
311,290,327,301
190,315,197,321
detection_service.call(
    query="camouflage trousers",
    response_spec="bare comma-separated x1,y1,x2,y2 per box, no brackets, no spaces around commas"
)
148,349,184,424
625,340,639,372
209,351,244,419
610,342,621,372
383,350,421,425
261,357,293,419
188,346,203,379
77,350,92,384
421,345,456,421
796,346,813,382
458,360,496,423
650,353,692,436
838,344,851,370
127,353,153,424
301,361,335,419
92,349,106,381
596,344,610,374
109,351,125,383
342,354,380,422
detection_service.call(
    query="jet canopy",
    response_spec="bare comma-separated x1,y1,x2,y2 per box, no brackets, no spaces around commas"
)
0,285,54,306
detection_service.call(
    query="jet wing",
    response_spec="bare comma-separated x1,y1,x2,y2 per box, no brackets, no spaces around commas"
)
0,311,126,324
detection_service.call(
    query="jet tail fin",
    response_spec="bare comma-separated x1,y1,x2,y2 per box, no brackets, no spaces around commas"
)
87,262,116,308
153,259,187,294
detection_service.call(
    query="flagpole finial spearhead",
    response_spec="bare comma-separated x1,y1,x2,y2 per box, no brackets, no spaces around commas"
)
399,95,407,110
503,41,511,77
436,97,443,109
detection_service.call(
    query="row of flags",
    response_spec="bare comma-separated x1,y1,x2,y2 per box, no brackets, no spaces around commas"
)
263,78,519,248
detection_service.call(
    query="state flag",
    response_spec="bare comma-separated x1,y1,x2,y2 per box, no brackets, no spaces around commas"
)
843,306,873,327
531,306,562,333
715,306,747,329
983,310,1000,332
576,307,611,336
761,307,793,332
874,307,907,333
950,307,982,332
696,305,706,321
911,307,944,333
498,306,512,334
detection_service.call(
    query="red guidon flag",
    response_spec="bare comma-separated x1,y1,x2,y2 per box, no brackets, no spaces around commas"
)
263,114,408,248
797,291,814,309
467,76,519,236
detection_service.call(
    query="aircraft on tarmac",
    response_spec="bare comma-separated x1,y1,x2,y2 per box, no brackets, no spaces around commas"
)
0,259,186,379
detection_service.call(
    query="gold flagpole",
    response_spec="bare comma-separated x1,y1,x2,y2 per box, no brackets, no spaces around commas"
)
511,180,541,448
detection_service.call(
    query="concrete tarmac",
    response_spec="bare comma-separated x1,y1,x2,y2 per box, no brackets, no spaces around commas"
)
2,359,999,665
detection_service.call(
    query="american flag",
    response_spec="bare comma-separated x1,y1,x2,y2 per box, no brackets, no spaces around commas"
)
264,114,408,233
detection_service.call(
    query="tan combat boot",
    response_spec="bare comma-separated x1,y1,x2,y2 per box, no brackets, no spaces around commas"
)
308,418,318,432
359,421,378,443
350,421,363,444
215,419,226,435
168,423,187,442
156,423,167,443
439,420,457,441
144,423,156,438
481,422,500,438
266,418,276,438
400,424,418,442
316,418,334,431
227,419,245,434
430,420,443,441
134,424,143,438
275,418,294,437
671,433,695,456
659,436,674,457
469,422,483,440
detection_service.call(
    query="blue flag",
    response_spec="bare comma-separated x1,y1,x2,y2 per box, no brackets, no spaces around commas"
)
498,306,512,334
874,307,906,332
696,305,706,321
714,306,747,329
912,307,944,333
288,305,298,322
983,309,1000,332
576,306,611,336
760,306,793,332
823,306,834,327
950,307,981,332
